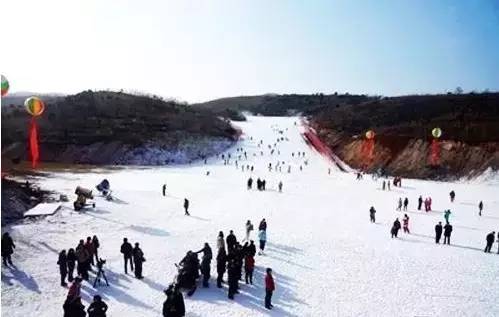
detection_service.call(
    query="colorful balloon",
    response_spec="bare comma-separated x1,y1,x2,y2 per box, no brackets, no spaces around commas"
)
25,97,45,116
365,130,375,140
432,127,442,139
1,75,9,97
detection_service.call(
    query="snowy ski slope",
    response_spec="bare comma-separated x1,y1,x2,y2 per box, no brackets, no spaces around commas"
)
2,116,499,316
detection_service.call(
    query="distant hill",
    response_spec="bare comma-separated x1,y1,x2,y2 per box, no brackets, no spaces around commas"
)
1,90,239,166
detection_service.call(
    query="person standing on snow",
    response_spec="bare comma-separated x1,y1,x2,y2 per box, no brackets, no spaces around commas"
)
216,248,227,288
391,218,401,238
162,283,185,317
484,231,496,253
1,232,16,266
226,230,237,252
449,190,455,202
258,230,267,255
195,243,212,287
227,259,238,300
247,177,253,190
387,181,391,191
92,235,100,264
244,253,255,285
162,184,167,197
58,249,69,286
403,214,410,234
120,238,134,274
435,222,443,244
478,201,483,216
245,220,254,241
444,210,452,223
67,277,82,302
382,180,386,190
183,198,190,216
85,236,95,267
87,295,108,317
67,248,77,282
369,207,376,223
443,222,453,245
132,242,145,279
403,198,409,211
75,240,90,280
217,231,225,251
278,181,283,193
259,218,267,232
396,198,403,211
418,196,423,211
264,268,275,310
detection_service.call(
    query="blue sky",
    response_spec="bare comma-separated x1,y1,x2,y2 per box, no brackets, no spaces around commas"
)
1,0,498,102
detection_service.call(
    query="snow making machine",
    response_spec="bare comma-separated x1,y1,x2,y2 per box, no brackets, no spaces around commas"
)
96,179,113,201
73,186,96,211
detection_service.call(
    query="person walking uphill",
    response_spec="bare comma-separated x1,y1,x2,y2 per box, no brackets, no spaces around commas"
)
58,249,68,286
132,242,145,279
184,198,190,216
264,268,275,310
443,222,453,245
1,232,16,266
120,238,134,274
484,231,496,253
435,222,443,244
258,229,267,255
369,206,376,223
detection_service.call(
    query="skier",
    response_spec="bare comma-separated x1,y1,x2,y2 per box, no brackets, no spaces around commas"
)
1,232,16,266
403,214,410,234
245,220,254,241
444,210,451,223
418,196,423,211
162,184,166,196
264,268,275,310
163,283,185,317
478,201,483,216
184,198,190,216
87,295,108,317
247,177,253,190
403,198,409,211
259,218,267,232
132,242,145,279
58,249,68,286
278,181,283,193
484,231,495,253
435,222,443,244
216,247,227,288
369,206,376,223
449,190,455,202
217,231,225,251
391,218,401,238
120,238,134,274
226,230,237,251
244,253,255,285
396,198,403,211
443,222,453,245
258,229,267,255
67,248,77,282
92,235,100,264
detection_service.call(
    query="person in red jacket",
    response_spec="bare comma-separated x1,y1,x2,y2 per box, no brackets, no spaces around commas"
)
244,255,254,285
264,268,275,309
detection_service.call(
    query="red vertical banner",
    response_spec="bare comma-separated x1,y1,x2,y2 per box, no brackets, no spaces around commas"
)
430,138,439,166
29,117,39,168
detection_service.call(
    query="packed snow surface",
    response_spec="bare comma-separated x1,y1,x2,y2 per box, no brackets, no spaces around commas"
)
2,116,499,316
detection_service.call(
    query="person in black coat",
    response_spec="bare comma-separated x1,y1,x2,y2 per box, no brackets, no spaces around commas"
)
67,248,77,282
132,243,145,279
247,178,253,190
259,219,267,232
1,232,15,266
449,190,455,202
58,250,68,286
120,238,134,274
435,222,443,244
216,248,227,288
226,230,237,251
478,201,483,216
391,218,401,238
369,207,376,223
248,240,256,257
183,199,190,216
87,295,108,317
485,231,496,253
443,223,453,245
63,296,86,317
227,259,238,300
403,198,409,211
418,196,423,211
163,284,185,317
